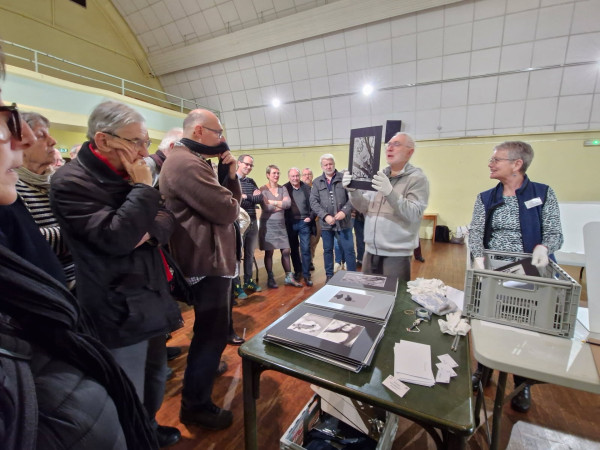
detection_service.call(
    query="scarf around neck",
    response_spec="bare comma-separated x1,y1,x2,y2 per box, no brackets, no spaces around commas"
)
179,138,230,156
15,166,53,191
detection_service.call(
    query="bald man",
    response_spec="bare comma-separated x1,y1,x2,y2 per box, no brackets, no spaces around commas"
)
160,109,241,430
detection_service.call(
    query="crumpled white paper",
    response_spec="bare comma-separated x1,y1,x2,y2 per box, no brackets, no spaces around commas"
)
407,278,458,315
438,311,471,336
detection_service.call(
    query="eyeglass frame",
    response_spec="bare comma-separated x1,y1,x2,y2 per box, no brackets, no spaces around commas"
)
240,161,254,168
203,125,224,139
0,103,22,142
102,131,151,149
488,157,517,164
386,141,406,148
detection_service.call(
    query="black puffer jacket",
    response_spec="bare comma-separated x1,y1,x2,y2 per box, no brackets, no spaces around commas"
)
0,245,158,449
50,143,182,348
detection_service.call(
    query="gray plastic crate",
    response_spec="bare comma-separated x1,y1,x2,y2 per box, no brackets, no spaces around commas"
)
464,250,581,338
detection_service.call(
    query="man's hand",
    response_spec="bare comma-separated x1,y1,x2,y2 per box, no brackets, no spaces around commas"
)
304,217,311,222
120,153,153,186
372,170,393,196
334,211,346,221
325,215,336,226
342,172,355,191
253,189,261,196
220,150,237,179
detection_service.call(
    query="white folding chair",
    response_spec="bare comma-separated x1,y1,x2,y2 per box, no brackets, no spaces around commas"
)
583,221,600,336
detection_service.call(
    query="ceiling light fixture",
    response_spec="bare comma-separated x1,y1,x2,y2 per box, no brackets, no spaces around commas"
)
272,98,281,107
362,84,374,96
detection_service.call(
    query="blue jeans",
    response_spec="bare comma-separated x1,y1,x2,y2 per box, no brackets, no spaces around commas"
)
322,227,356,277
288,219,312,279
334,236,345,264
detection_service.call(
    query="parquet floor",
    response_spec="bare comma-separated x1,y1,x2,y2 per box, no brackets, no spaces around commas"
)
156,240,600,450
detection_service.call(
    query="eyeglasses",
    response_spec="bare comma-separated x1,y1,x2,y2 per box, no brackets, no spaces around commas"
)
488,157,517,164
241,161,254,168
387,141,405,148
103,131,151,149
0,103,22,142
204,126,224,139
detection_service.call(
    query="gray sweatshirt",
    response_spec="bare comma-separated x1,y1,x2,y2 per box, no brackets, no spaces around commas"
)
349,164,429,257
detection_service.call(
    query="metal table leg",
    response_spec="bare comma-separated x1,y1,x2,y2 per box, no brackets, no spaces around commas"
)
491,371,507,450
242,358,262,450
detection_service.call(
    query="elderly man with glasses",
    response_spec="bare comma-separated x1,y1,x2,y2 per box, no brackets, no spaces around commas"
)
50,100,183,448
232,153,263,299
342,132,429,281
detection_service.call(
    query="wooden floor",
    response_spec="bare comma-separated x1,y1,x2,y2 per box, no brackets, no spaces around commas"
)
156,240,600,450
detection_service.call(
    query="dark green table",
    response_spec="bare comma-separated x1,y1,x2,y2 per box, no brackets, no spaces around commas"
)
238,282,475,449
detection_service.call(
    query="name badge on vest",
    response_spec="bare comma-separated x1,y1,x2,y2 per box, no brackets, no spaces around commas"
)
524,197,543,209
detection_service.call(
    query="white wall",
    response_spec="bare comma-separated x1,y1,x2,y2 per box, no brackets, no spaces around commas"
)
158,0,600,150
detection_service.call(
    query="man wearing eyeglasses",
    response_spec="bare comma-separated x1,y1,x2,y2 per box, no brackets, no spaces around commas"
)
342,132,429,281
159,108,241,430
49,100,183,447
232,154,263,299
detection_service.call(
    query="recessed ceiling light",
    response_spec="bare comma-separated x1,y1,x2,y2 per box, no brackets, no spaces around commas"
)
272,98,281,107
362,84,374,96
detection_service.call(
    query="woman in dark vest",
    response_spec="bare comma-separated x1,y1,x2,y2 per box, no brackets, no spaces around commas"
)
469,140,563,413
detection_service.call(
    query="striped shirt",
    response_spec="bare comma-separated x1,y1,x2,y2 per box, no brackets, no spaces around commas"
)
16,179,76,284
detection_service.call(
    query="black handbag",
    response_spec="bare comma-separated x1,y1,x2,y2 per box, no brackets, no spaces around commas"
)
160,247,194,305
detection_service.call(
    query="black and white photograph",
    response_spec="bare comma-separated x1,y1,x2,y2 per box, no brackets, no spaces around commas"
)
348,126,382,191
288,312,330,337
342,272,386,288
329,290,373,310
319,320,364,347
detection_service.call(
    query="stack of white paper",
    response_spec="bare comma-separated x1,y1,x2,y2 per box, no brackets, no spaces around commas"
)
393,340,435,387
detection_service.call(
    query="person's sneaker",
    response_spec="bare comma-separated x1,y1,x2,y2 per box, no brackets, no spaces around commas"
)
293,272,302,282
156,425,181,448
510,385,531,413
233,284,248,299
267,277,278,289
305,277,313,287
243,279,262,292
180,403,233,430
284,273,303,287
334,263,341,272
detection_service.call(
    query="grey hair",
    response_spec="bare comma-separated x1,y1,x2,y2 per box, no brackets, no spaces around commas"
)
494,141,534,173
288,167,301,176
87,101,144,143
319,153,335,165
394,132,415,149
266,164,279,175
21,112,50,130
302,167,313,174
238,154,253,163
158,127,183,151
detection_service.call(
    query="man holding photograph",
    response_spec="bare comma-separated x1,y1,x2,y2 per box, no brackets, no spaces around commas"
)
343,132,429,281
